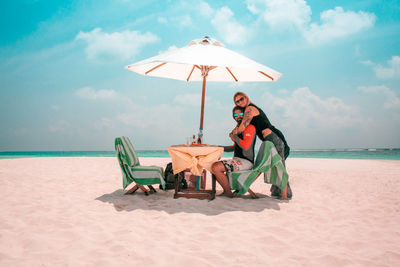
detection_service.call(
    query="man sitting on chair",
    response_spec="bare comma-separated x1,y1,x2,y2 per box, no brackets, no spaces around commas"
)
211,106,257,197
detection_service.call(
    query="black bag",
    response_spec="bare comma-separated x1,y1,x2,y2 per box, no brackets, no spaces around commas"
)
160,162,187,190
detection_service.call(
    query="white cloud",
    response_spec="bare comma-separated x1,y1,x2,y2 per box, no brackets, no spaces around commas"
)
115,103,181,128
246,0,375,44
260,87,363,135
211,7,250,45
51,105,61,111
75,86,117,100
199,1,214,17
180,15,193,27
173,94,209,107
278,89,289,94
75,28,159,61
248,85,400,148
258,0,311,29
257,87,375,148
158,45,178,55
362,56,400,79
12,128,27,137
48,120,72,133
172,15,193,28
304,7,376,44
157,17,168,24
92,117,113,130
358,85,400,109
361,60,374,66
114,103,192,148
246,2,260,15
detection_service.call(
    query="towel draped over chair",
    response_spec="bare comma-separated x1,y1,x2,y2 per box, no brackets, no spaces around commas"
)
229,141,289,195
115,136,165,192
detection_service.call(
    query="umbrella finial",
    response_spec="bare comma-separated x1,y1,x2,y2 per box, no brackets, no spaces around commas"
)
188,37,225,47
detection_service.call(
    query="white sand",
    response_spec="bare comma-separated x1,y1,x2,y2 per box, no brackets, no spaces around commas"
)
0,157,399,266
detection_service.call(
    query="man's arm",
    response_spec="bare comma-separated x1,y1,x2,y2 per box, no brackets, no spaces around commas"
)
233,125,256,150
221,145,234,152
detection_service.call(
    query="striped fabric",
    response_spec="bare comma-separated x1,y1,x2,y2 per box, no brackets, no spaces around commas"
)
115,136,165,190
229,141,289,195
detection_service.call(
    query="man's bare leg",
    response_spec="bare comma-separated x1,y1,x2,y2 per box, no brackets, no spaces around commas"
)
211,162,234,197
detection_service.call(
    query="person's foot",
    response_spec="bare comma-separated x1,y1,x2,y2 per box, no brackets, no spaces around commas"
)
270,185,281,197
286,182,293,199
271,183,293,199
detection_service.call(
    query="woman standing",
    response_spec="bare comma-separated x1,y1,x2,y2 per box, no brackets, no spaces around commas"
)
232,91,292,199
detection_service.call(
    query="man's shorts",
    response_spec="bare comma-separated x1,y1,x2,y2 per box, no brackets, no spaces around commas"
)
221,157,253,173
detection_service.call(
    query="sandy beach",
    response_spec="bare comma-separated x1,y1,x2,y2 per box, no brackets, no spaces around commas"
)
0,157,399,266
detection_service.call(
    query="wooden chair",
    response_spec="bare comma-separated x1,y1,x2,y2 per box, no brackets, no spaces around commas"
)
115,136,165,195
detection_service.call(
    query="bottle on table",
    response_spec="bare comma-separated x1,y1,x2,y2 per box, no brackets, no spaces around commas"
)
197,129,203,144
192,134,196,144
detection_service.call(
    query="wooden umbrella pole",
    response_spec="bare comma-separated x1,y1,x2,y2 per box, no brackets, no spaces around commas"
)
200,75,206,131
199,65,210,134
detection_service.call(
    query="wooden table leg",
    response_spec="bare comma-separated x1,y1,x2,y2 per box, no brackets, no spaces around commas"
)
211,174,216,200
171,170,217,200
174,173,179,199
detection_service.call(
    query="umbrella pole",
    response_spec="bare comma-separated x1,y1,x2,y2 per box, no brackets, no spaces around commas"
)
200,75,206,131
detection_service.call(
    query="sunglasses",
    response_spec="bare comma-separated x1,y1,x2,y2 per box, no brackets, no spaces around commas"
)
235,96,245,104
233,112,244,118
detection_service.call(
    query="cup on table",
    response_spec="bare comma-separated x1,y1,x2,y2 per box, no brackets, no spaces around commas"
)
186,137,191,146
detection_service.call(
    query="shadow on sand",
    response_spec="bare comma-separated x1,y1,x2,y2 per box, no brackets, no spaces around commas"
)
96,188,283,216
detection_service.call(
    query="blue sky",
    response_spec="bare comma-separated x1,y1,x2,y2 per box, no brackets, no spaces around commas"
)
1,0,399,151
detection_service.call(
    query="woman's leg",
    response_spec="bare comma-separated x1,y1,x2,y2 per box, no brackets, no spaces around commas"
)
211,161,233,197
265,132,291,199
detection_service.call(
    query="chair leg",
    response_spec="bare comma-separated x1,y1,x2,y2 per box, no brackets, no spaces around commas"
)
137,185,150,195
248,188,259,199
247,173,261,198
125,184,139,194
125,184,156,196
148,185,157,193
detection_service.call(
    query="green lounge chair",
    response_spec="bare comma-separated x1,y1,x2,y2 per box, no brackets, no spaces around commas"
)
229,141,289,198
115,136,165,195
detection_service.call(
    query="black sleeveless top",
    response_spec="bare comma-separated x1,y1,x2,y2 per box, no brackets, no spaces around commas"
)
248,103,290,159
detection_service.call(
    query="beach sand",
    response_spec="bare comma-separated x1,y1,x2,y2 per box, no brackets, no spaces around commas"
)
0,157,399,266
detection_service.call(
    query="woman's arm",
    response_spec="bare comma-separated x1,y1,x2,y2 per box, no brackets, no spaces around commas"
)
236,106,255,133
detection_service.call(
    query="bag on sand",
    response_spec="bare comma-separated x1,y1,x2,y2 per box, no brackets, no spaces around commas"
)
160,162,187,190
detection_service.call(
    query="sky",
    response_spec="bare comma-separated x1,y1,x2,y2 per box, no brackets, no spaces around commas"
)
1,0,399,151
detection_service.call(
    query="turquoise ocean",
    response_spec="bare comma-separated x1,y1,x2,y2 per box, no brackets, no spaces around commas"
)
1,149,400,160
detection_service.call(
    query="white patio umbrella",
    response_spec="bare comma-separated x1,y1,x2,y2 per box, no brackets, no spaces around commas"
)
125,36,282,140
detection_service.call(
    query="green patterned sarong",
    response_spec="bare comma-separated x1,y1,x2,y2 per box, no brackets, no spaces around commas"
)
230,141,289,195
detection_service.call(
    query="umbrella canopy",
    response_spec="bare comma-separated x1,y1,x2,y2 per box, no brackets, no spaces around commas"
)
125,37,282,141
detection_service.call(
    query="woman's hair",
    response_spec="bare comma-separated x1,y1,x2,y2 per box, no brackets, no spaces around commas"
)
232,106,245,118
233,91,251,107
